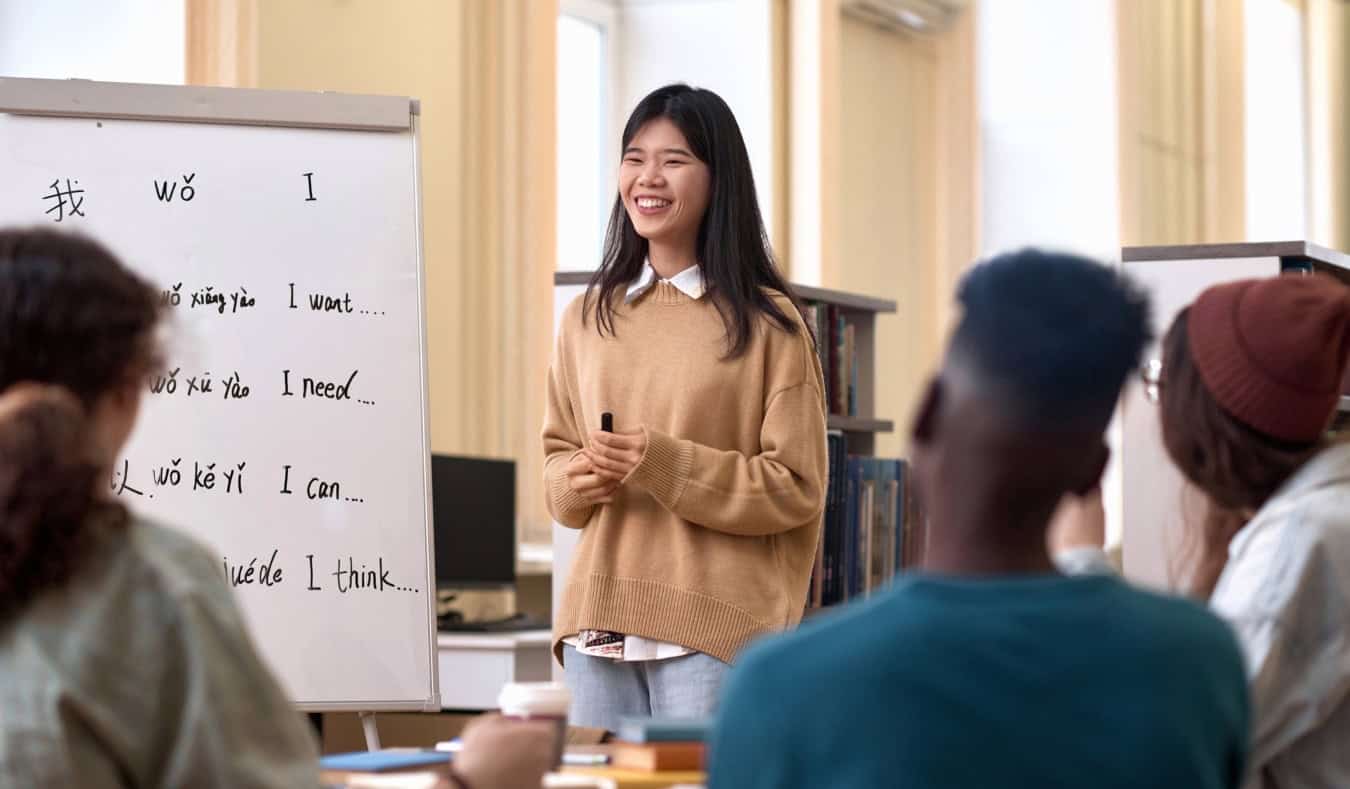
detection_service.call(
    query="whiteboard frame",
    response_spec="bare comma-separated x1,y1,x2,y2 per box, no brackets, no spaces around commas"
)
0,77,440,713
0,76,416,131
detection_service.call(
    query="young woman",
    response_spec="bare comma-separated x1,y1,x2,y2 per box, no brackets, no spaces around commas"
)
1157,274,1350,789
1056,273,1350,789
0,229,555,789
543,84,828,731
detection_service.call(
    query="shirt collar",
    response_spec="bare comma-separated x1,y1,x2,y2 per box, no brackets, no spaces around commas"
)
625,260,705,303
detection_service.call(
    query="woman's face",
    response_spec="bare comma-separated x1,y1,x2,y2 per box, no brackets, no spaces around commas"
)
619,117,711,250
90,375,142,472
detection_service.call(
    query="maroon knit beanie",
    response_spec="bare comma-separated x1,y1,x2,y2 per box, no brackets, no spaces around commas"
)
1187,273,1350,444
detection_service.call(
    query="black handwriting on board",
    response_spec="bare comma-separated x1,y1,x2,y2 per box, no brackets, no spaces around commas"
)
191,461,246,494
306,554,323,590
43,179,85,222
148,369,251,400
288,283,386,316
225,550,283,587
191,285,255,315
330,556,419,594
302,172,317,202
221,372,251,400
279,465,366,503
159,283,255,314
110,458,146,498
303,554,425,594
143,457,246,495
281,369,373,405
153,173,197,202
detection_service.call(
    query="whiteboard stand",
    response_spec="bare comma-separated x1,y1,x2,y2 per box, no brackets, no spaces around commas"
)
360,712,382,751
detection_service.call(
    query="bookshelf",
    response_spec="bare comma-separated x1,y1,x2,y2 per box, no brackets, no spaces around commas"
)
791,282,897,456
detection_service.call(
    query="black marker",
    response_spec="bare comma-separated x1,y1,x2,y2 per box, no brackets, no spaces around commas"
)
601,412,613,433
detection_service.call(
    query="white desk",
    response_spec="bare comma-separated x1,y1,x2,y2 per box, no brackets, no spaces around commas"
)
437,629,554,710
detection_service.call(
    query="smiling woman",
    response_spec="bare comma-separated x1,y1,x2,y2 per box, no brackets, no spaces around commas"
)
541,83,829,733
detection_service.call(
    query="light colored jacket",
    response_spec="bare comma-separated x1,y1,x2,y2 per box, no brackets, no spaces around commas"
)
1056,441,1350,789
1210,441,1350,789
0,514,320,788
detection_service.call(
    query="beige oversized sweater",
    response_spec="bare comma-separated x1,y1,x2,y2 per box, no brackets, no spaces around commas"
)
544,281,828,664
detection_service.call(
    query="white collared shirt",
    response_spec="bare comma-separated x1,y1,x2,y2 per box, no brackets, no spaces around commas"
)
624,261,705,303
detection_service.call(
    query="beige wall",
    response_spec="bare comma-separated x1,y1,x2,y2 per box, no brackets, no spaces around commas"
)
837,16,941,457
190,0,557,546
1307,0,1350,250
827,9,977,457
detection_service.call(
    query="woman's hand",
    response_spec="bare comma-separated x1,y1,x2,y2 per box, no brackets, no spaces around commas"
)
586,427,648,481
565,451,618,504
453,713,557,789
1047,486,1106,555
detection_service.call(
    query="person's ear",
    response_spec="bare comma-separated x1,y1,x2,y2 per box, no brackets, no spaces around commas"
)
1070,441,1109,496
113,374,140,408
910,377,943,448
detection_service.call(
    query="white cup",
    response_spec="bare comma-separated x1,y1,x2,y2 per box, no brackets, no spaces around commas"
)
498,681,571,767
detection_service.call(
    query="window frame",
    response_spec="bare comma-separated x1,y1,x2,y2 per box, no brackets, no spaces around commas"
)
557,0,624,270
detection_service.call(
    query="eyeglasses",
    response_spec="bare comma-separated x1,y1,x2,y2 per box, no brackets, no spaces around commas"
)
1140,358,1163,403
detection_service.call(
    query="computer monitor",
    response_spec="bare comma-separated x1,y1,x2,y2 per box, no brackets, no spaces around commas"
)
431,454,515,588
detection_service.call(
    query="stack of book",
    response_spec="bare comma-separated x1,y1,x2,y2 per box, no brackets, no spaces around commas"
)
609,717,709,772
809,430,929,609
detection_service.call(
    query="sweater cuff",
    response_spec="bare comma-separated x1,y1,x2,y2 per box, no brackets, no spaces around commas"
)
627,428,694,509
1053,546,1118,577
549,450,593,517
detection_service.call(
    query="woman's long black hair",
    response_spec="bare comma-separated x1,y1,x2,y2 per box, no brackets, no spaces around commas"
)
582,84,809,358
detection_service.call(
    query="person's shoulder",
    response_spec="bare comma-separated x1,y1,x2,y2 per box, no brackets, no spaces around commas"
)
561,289,591,328
125,517,230,601
1106,581,1244,668
757,287,811,332
734,582,929,686
750,288,818,380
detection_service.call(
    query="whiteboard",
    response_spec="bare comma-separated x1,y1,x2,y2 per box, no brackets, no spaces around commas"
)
0,78,439,711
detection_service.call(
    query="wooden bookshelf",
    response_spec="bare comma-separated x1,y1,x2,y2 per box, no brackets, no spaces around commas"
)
827,415,895,434
795,285,896,456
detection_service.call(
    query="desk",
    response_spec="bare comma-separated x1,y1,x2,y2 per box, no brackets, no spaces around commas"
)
558,745,705,789
437,630,553,710
560,766,705,789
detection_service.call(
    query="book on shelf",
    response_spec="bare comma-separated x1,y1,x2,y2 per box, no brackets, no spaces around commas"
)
808,431,928,610
802,301,861,418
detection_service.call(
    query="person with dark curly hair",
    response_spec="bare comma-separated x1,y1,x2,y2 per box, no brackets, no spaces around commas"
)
0,229,556,789
710,250,1249,789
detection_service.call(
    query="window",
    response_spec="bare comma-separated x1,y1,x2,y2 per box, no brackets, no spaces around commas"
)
557,2,617,272
0,1,184,84
1244,0,1308,241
